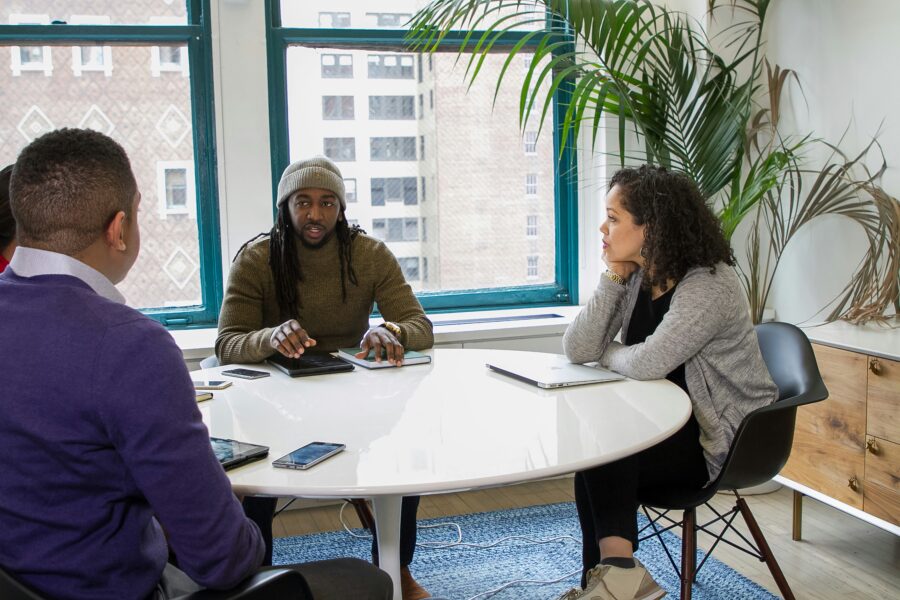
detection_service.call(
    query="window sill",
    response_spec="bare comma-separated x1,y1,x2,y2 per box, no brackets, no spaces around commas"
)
168,305,582,361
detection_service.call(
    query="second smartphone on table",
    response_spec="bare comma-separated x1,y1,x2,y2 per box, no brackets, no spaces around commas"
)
272,442,345,470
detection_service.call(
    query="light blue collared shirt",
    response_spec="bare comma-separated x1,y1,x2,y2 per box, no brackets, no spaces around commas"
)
8,247,126,304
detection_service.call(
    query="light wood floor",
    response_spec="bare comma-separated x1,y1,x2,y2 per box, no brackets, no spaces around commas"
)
274,479,900,599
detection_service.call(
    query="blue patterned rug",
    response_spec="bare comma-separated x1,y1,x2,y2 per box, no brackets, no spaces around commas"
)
273,502,777,599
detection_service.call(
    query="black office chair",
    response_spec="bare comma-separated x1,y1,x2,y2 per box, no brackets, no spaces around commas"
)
637,322,828,600
0,565,312,600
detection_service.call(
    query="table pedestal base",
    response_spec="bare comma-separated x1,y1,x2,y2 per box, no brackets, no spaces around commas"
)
372,495,402,600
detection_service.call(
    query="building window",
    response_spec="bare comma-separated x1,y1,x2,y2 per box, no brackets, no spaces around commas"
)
422,256,429,282
421,217,427,241
150,17,188,77
318,12,350,28
157,161,195,218
324,137,356,161
345,178,357,203
371,177,418,206
418,94,424,119
524,131,538,154
417,54,424,82
419,135,426,160
366,13,412,28
370,137,416,161
526,215,538,238
527,255,539,279
71,16,113,77
398,257,420,280
375,218,420,242
421,176,426,202
322,96,354,120
368,96,415,120
321,53,352,78
367,54,414,79
9,14,52,76
526,173,538,196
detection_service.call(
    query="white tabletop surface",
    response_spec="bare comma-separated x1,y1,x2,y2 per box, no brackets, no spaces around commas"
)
197,349,692,499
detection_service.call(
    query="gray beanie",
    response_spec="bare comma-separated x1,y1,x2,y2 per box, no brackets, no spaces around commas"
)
276,155,346,209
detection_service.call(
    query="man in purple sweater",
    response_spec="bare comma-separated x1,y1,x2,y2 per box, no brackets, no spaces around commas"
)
0,128,391,600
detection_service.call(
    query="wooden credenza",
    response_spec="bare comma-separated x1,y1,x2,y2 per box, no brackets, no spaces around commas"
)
777,323,899,538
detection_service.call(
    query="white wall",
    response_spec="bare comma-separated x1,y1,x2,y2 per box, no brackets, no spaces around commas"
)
761,0,900,323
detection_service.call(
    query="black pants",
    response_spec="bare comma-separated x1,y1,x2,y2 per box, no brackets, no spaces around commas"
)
243,495,421,567
574,416,708,587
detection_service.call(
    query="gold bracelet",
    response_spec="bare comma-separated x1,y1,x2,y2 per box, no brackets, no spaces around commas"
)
380,321,402,338
604,270,626,285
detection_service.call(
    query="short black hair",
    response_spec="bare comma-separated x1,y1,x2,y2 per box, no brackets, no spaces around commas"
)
0,164,13,250
609,165,735,291
10,128,136,255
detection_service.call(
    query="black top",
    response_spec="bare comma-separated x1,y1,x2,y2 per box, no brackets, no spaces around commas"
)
625,285,688,393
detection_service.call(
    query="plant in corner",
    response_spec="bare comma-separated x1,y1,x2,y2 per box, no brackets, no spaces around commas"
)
407,0,899,323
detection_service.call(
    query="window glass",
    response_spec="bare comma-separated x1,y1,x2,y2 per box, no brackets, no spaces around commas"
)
398,257,420,280
368,54,414,79
322,96,354,120
345,178,357,202
284,46,556,293
321,53,352,78
369,96,415,120
323,137,355,161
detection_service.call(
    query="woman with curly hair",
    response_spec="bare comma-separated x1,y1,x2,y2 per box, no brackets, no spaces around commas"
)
558,165,778,600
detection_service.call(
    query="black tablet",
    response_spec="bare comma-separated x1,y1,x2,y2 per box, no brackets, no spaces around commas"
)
266,352,355,377
210,437,269,471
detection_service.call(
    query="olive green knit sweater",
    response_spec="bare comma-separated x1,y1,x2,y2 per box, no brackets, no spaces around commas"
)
215,233,433,365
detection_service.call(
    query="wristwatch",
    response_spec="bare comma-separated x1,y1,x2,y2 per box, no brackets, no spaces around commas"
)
380,321,402,339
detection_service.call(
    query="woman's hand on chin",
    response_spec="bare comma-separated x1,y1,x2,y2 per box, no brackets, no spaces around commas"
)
604,259,639,281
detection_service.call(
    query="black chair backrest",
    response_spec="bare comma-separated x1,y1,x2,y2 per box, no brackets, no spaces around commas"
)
718,322,828,491
0,566,45,600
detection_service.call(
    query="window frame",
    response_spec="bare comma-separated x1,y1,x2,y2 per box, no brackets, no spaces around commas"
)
0,1,224,328
265,1,578,311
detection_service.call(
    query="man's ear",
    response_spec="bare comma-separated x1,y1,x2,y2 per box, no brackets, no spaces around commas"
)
104,211,128,252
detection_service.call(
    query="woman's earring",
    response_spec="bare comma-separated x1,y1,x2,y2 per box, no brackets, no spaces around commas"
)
640,246,648,258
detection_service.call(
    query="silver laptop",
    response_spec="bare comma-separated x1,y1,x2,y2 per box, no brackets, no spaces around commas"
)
486,353,625,388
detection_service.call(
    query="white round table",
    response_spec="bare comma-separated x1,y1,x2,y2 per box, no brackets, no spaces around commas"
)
197,349,691,599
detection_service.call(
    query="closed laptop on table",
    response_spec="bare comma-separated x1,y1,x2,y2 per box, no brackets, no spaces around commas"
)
486,353,624,389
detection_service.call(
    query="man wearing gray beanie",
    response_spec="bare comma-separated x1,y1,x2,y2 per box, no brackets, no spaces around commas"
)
215,155,434,600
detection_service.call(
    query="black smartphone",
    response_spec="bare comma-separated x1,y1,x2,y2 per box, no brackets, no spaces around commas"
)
221,368,270,380
272,442,346,470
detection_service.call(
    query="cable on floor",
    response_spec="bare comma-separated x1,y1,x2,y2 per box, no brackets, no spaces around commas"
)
337,501,583,600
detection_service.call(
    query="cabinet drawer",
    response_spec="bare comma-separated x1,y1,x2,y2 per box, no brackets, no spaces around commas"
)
864,480,900,527
782,344,867,508
867,355,899,443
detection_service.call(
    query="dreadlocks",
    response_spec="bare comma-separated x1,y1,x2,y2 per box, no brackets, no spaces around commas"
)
235,206,364,320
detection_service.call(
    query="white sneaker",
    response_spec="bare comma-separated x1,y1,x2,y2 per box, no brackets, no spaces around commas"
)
579,559,666,600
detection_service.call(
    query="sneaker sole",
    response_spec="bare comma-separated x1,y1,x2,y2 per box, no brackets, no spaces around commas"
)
636,589,667,600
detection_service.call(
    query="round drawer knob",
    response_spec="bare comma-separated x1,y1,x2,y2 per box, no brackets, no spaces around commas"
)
868,357,882,375
865,439,880,455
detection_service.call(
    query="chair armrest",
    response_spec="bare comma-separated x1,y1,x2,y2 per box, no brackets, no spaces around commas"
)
174,569,312,600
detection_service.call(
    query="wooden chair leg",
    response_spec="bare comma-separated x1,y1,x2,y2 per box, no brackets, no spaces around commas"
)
680,508,696,600
791,491,803,541
737,497,796,600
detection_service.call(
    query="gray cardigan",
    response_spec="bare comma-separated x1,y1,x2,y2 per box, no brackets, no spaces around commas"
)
563,264,778,481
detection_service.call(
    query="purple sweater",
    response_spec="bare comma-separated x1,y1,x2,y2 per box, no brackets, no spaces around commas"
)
0,270,264,600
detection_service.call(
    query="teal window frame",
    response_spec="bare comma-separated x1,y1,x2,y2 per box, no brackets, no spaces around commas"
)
266,1,578,312
0,0,223,328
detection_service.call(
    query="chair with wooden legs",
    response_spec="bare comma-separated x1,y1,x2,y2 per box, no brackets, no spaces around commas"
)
637,322,828,599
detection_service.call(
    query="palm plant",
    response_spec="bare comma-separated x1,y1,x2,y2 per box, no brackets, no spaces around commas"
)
408,0,899,323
